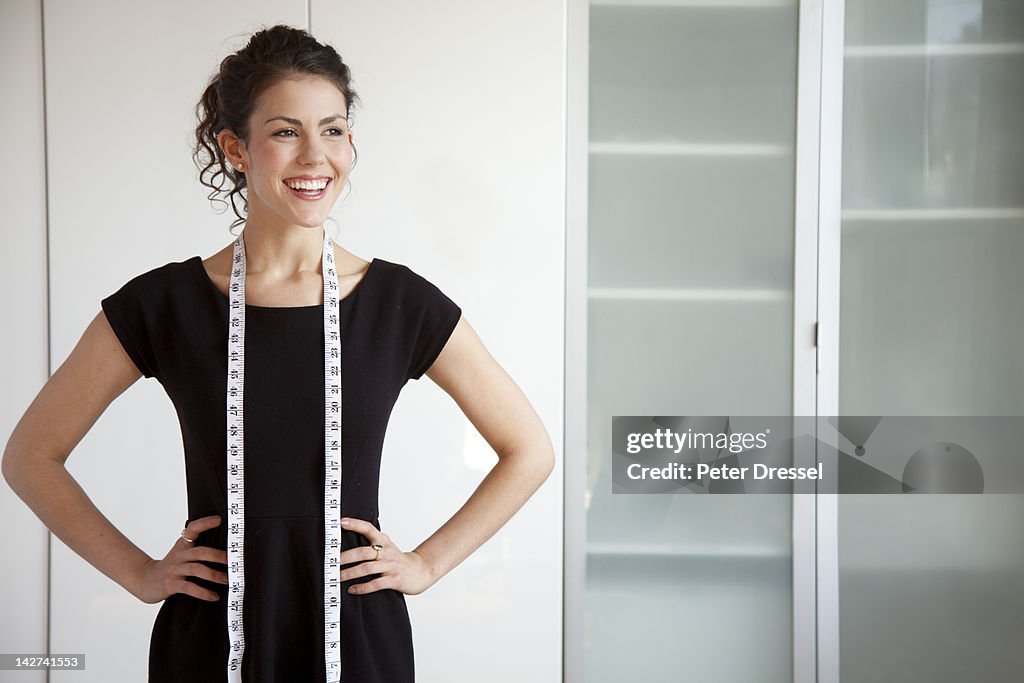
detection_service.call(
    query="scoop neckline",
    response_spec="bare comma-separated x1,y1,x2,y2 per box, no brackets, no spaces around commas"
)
191,255,378,310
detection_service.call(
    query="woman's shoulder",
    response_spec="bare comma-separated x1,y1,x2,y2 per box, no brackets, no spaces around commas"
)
367,256,461,317
108,254,201,298
368,255,443,287
368,257,453,300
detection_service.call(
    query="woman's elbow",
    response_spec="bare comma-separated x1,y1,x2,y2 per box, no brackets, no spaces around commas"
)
2,439,33,490
522,440,556,487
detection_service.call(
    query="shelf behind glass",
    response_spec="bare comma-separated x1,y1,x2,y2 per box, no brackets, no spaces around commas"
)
589,3,797,143
588,154,794,290
842,54,1024,209
845,0,1024,47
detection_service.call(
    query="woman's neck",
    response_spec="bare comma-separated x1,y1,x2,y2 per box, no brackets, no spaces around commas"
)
239,217,326,277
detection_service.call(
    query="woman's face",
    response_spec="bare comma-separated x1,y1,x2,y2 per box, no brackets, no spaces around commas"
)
223,76,354,229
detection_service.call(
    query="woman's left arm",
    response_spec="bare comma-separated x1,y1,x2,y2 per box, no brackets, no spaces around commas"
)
341,315,555,595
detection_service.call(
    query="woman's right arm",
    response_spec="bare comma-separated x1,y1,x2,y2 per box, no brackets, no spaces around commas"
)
1,310,227,603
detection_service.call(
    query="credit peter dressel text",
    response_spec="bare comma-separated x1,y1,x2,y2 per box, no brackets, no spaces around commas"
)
626,462,824,481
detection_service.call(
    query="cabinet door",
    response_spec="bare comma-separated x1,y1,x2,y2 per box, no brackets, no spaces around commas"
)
580,2,801,681
826,1,1024,681
1,1,49,678
45,4,309,681
314,3,565,681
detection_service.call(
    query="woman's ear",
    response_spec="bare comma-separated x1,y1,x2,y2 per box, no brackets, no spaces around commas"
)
217,129,247,169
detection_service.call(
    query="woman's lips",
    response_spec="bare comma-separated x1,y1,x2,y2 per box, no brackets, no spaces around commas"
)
284,178,331,201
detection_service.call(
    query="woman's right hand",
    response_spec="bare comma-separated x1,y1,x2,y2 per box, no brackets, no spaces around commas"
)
132,515,230,604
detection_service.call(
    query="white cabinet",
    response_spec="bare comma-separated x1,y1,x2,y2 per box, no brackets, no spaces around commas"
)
830,2,1024,682
569,0,1024,682
570,1,807,682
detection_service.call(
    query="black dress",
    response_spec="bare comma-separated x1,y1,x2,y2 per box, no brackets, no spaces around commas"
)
100,254,462,682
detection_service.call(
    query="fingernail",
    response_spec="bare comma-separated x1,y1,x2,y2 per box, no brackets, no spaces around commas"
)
341,518,351,527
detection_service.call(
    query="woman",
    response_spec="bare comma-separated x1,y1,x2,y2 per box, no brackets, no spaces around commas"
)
2,24,554,682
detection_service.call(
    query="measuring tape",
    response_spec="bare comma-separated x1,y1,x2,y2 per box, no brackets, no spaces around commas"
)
226,226,343,682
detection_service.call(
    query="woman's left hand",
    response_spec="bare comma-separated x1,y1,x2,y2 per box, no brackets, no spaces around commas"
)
339,517,436,596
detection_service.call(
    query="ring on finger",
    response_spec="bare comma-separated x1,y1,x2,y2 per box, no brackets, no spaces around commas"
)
180,529,195,543
371,543,383,560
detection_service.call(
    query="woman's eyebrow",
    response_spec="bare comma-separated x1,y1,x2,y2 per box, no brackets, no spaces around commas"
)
264,114,345,126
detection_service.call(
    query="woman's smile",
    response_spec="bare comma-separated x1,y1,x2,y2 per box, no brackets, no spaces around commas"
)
283,176,332,200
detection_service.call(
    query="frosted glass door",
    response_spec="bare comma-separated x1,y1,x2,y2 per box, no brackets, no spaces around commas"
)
836,1,1024,680
585,3,799,681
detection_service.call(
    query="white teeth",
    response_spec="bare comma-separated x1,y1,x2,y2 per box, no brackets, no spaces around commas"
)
285,179,329,191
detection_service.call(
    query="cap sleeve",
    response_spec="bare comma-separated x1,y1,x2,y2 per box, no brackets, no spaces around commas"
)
400,267,462,381
101,271,162,380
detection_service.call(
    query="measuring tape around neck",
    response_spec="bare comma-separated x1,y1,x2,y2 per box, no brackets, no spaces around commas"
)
226,226,343,682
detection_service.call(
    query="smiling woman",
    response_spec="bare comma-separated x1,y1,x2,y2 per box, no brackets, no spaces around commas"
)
193,27,361,231
212,77,354,229
2,22,554,683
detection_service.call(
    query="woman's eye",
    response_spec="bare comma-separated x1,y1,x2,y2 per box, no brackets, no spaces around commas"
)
274,128,346,137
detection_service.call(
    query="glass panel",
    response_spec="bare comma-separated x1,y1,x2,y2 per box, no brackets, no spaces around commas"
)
839,2,1024,681
585,3,798,682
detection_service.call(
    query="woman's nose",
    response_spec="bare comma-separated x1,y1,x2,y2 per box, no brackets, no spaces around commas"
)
297,136,327,165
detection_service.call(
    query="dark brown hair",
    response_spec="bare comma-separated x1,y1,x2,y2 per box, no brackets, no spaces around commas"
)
193,24,361,229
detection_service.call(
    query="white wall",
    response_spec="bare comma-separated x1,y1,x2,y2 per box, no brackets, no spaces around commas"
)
4,2,564,681
315,2,564,681
0,2,49,682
